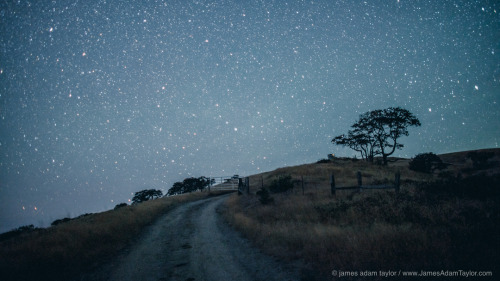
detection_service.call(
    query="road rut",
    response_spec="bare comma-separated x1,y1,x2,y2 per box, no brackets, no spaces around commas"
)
84,194,302,281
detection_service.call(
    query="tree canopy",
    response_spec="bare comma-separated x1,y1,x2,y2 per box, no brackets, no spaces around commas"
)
132,189,163,204
332,107,421,165
167,176,214,196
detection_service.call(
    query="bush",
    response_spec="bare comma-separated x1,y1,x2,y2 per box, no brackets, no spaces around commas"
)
114,203,128,210
409,152,445,173
269,175,294,193
0,225,39,242
51,218,72,226
256,187,274,205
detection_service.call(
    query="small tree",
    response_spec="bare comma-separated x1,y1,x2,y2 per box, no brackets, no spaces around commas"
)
256,187,274,204
132,189,163,204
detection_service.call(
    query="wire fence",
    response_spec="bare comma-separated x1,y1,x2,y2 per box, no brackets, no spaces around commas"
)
243,171,401,195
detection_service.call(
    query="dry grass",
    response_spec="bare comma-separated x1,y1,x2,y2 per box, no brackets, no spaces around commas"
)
0,191,227,281
223,150,500,279
248,158,433,195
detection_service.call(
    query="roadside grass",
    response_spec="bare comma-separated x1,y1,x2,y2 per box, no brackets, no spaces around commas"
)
0,191,228,281
223,156,500,279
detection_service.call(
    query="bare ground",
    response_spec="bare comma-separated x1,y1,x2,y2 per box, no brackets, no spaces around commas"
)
79,194,307,281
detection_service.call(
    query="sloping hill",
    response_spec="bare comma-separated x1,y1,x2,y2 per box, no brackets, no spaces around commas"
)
439,148,500,176
224,148,500,279
0,191,228,281
245,148,500,194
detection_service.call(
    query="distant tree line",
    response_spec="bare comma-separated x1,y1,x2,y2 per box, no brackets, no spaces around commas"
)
332,107,421,165
167,176,214,196
128,176,214,205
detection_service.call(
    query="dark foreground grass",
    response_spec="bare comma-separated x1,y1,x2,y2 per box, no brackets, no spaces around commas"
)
0,191,228,281
223,172,500,280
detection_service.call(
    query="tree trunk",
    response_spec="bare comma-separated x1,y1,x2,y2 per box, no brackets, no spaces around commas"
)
383,139,398,165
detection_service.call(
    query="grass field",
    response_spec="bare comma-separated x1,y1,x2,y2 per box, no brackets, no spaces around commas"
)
223,149,500,280
0,190,228,281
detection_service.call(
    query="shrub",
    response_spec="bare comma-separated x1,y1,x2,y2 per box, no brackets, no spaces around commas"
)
0,225,40,242
256,187,274,205
51,217,72,226
114,203,128,210
409,152,445,173
268,175,294,193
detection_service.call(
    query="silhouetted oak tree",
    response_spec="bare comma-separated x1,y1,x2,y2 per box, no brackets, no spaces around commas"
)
132,189,163,204
332,107,421,165
167,176,213,196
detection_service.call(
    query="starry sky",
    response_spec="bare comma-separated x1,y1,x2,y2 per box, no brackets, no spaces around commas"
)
1,0,499,233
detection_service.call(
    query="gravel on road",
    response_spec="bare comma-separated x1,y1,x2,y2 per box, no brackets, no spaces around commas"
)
80,194,306,281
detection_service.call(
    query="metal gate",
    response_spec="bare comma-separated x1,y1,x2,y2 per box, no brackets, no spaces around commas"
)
209,175,239,190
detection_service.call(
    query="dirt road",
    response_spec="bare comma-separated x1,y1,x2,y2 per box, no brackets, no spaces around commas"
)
83,194,303,281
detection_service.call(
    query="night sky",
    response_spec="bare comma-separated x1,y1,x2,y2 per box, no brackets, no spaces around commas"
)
1,0,499,233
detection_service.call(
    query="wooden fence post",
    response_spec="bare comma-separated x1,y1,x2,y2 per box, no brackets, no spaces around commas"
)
330,173,336,195
357,171,363,192
395,171,400,193
245,177,250,195
301,175,304,195
237,178,242,195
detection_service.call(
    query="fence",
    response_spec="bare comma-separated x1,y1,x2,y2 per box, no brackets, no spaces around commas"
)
330,171,400,195
244,171,401,195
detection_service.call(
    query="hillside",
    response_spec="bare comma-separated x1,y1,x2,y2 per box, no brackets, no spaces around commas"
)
243,148,500,193
0,191,230,281
223,148,500,280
